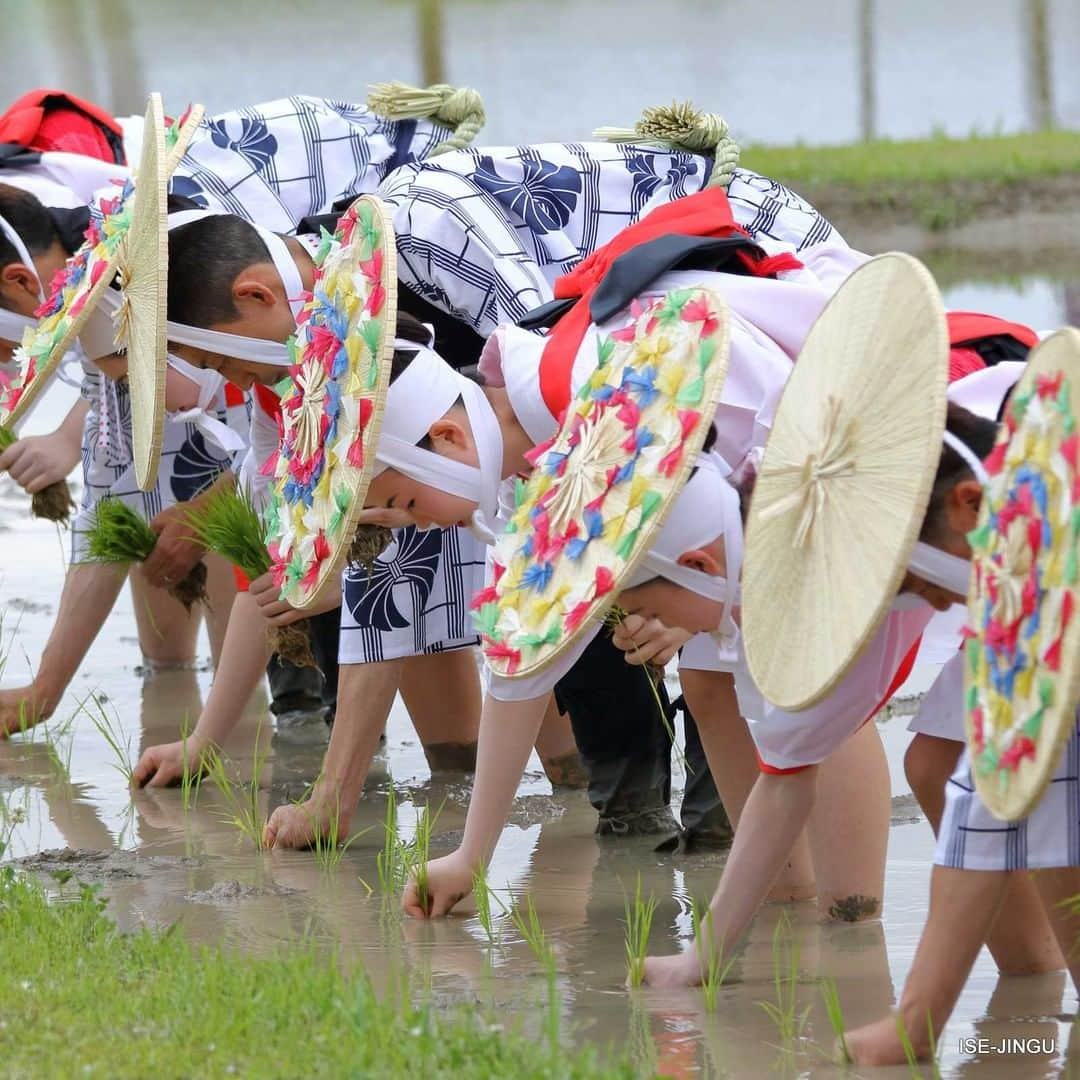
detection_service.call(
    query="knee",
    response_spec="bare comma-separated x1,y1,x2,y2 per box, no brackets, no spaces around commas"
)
904,735,959,809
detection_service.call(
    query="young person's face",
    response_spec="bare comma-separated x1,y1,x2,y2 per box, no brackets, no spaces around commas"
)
364,408,483,529
898,477,984,610
169,343,282,389
618,536,728,634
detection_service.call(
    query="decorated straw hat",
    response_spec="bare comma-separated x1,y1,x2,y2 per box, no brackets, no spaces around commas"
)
476,284,731,677
964,328,1080,820
742,253,949,710
265,194,397,609
0,94,202,447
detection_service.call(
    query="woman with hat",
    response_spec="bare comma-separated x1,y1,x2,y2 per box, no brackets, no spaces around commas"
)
842,328,1080,1063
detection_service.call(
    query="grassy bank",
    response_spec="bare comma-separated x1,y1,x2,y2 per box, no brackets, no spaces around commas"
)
0,868,632,1079
742,130,1080,236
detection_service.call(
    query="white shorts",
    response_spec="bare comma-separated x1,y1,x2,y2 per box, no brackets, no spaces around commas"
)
906,648,965,742
338,525,485,664
936,713,1080,871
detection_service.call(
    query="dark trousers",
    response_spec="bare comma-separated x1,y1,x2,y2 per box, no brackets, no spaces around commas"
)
267,606,342,722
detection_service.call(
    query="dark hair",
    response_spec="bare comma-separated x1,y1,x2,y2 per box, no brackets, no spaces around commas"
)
919,400,998,543
0,184,61,311
167,215,269,327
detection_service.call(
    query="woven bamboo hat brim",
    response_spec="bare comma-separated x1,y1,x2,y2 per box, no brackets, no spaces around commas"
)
742,253,949,711
478,284,730,678
265,194,397,610
120,97,205,491
964,327,1080,820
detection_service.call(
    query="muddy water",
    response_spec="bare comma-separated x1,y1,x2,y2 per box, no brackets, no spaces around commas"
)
4,275,1080,1076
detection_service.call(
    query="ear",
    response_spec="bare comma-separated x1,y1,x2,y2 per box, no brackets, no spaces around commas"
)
947,477,984,535
0,261,39,305
677,547,724,576
428,415,474,457
232,267,279,309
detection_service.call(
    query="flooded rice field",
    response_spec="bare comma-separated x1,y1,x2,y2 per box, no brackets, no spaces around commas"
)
3,273,1080,1075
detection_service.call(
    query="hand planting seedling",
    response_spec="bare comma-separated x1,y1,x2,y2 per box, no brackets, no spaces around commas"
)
0,425,75,524
622,874,659,988
83,498,208,610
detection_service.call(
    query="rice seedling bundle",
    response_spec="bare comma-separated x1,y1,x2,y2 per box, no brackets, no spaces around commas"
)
0,425,75,523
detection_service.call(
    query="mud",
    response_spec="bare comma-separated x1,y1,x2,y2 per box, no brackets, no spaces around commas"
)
187,879,299,904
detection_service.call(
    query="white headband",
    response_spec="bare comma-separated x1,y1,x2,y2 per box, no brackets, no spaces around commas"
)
0,212,43,302
904,429,991,594
373,346,504,540
0,211,44,343
164,210,298,366
625,453,742,639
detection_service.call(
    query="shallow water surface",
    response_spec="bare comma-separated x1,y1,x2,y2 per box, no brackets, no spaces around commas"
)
3,494,1078,1076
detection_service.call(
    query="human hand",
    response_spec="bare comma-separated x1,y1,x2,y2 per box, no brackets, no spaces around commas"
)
355,506,413,530
248,570,320,626
402,851,475,919
141,504,207,588
611,614,692,667
263,795,355,850
0,432,79,493
132,735,209,788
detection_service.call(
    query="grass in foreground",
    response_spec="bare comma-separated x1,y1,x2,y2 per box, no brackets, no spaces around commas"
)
0,868,633,1079
741,129,1080,190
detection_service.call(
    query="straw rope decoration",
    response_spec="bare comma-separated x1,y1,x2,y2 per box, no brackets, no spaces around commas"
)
366,81,485,155
595,101,741,190
964,328,1080,820
478,285,730,678
266,195,396,610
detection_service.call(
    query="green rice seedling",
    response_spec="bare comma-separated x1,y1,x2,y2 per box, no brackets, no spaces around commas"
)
472,866,500,946
375,786,403,894
40,709,76,777
179,713,202,812
622,873,659,988
83,498,208,610
757,910,811,1048
819,977,849,1063
302,790,372,872
602,604,688,772
0,425,74,523
691,902,739,1012
895,1014,924,1079
186,484,316,668
402,800,444,913
627,996,658,1078
507,891,560,1052
201,728,270,851
76,693,134,784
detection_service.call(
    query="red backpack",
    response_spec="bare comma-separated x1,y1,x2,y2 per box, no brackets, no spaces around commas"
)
0,89,125,165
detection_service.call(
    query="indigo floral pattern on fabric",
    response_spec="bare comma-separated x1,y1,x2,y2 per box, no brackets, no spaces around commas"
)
965,342,1080,820
476,285,730,678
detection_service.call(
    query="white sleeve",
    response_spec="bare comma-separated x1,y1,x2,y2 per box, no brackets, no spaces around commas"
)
741,606,934,770
484,626,597,702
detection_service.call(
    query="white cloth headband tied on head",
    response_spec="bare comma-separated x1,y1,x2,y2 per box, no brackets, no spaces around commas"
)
164,209,297,366
165,351,246,453
903,429,990,595
373,345,504,542
625,453,742,643
0,212,43,302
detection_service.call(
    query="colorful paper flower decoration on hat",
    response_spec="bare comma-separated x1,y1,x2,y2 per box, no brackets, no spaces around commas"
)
478,285,730,677
965,328,1080,821
266,194,397,609
0,95,202,430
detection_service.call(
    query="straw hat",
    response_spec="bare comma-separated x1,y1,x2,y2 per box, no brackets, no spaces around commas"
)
0,94,202,437
478,284,730,677
742,253,949,710
265,194,397,609
964,328,1080,820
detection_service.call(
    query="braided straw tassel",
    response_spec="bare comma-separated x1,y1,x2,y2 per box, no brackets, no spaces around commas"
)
366,81,485,155
594,101,741,190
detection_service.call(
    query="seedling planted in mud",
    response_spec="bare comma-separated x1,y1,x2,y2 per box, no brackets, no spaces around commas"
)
376,787,403,894
507,891,560,1052
403,800,444,912
202,729,270,851
819,977,848,1062
472,867,500,946
622,873,659,987
691,902,739,1012
757,910,811,1047
301,789,371,873
78,694,134,784
179,713,202,811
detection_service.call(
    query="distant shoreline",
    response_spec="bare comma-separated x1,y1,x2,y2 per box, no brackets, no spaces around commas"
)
743,132,1080,279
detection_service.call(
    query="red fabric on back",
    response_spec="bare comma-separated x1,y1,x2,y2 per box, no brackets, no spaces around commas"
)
0,89,125,163
948,346,986,382
253,383,282,420
946,310,1038,351
232,566,251,593
538,188,801,419
224,381,246,407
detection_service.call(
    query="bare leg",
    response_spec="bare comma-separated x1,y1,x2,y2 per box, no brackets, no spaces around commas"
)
642,766,819,987
533,693,586,787
844,866,1009,1064
202,553,237,666
680,667,815,901
809,720,890,921
0,561,127,735
906,733,1063,973
128,565,200,666
1030,868,1080,989
400,648,481,773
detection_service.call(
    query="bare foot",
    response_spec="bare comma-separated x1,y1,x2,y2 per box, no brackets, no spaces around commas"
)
844,1016,929,1066
640,951,703,988
0,685,53,738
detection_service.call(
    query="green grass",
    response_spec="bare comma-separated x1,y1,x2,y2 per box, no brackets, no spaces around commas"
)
0,868,632,1078
741,130,1080,189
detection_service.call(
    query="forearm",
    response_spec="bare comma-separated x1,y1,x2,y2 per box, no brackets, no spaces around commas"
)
458,693,549,866
58,398,90,462
190,592,271,745
702,766,819,954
